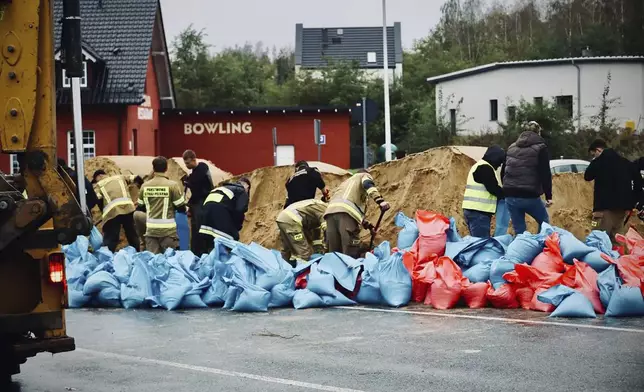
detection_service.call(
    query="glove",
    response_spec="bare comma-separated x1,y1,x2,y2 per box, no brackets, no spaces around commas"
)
321,188,330,202
379,201,391,212
133,175,144,187
361,220,373,230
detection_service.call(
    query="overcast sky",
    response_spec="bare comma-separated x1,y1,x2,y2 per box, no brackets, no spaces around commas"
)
159,0,446,53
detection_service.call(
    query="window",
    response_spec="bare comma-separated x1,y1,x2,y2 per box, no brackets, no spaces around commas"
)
574,164,589,173
449,109,457,134
489,99,498,121
553,164,573,174
507,106,517,121
367,52,377,63
556,95,573,118
67,130,96,169
534,97,543,107
9,154,19,175
62,61,88,88
331,37,342,44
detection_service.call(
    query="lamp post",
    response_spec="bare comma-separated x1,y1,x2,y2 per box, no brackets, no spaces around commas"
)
381,0,392,161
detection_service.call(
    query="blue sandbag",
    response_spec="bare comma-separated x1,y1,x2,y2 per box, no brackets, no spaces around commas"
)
322,290,356,306
113,249,134,284
605,284,644,317
550,292,597,318
181,278,210,308
585,230,620,259
229,276,271,312
62,235,89,261
89,226,103,251
230,255,256,285
223,285,241,309
597,265,618,309
447,217,462,243
582,250,611,272
490,257,519,289
537,284,576,306
378,251,411,307
394,212,419,250
175,212,190,251
233,242,290,289
463,261,492,283
307,263,337,297
95,246,114,264
158,268,193,310
68,289,91,308
446,237,507,269
83,270,120,296
494,199,510,237
97,286,122,308
373,241,392,262
121,258,154,309
505,232,545,263
293,289,327,309
203,278,229,306
356,253,384,305
269,271,295,308
317,252,363,293
555,228,595,263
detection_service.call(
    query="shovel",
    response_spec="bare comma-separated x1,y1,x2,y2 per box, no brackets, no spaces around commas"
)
368,209,387,250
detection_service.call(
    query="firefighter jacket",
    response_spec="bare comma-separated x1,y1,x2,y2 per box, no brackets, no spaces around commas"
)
285,167,325,207
199,183,249,239
324,173,383,223
96,174,136,223
277,199,327,243
138,173,186,237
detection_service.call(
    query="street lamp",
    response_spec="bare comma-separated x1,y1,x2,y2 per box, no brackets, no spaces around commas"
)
381,0,392,162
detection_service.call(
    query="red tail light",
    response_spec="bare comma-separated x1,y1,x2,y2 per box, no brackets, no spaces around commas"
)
49,253,65,283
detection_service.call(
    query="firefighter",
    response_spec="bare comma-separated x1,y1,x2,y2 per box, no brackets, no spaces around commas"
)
324,170,390,258
93,170,141,252
136,157,187,254
276,198,327,266
198,177,251,253
285,161,329,207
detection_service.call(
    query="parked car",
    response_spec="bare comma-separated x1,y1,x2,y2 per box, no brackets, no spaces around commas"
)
550,159,590,174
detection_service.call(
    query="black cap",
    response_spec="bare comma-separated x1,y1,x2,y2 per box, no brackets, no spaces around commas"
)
92,169,106,183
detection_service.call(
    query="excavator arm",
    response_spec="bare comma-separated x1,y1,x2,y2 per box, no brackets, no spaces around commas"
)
0,0,90,250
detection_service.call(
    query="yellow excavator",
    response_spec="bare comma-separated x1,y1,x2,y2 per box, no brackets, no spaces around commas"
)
0,0,92,382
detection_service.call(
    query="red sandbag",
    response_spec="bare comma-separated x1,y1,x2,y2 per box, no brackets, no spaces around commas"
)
486,283,519,309
616,227,644,256
530,286,556,312
532,232,566,273
416,210,450,261
402,239,418,275
427,256,462,309
515,286,535,310
615,255,644,288
462,281,489,308
561,260,604,314
414,257,436,303
504,264,563,290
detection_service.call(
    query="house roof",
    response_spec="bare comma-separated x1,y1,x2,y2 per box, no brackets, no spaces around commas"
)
426,56,644,84
295,23,402,69
54,0,159,105
160,106,352,116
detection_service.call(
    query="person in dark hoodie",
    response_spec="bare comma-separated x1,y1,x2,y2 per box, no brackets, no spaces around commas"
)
462,145,506,238
284,161,329,207
198,177,251,253
502,121,553,234
584,139,643,241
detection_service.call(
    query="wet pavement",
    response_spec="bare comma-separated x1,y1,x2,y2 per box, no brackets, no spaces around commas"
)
10,305,644,392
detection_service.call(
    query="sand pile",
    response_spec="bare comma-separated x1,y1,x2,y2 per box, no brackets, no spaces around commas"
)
171,158,232,185
234,165,350,248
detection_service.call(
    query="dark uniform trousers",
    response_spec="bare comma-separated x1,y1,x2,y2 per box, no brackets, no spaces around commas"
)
103,212,140,252
189,201,204,254
325,212,361,258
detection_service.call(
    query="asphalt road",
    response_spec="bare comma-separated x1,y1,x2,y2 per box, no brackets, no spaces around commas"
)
9,305,644,392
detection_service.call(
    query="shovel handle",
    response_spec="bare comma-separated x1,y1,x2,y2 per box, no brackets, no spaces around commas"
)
369,209,386,250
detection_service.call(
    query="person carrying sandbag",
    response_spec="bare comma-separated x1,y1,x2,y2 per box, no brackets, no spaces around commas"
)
276,198,327,266
324,170,390,258
93,169,141,252
198,178,251,254
136,157,187,254
284,161,329,207
502,121,552,234
462,145,506,238
585,139,643,242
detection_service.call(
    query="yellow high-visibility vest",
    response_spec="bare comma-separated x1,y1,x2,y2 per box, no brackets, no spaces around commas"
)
462,160,500,214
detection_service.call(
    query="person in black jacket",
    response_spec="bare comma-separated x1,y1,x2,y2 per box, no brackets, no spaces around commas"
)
584,139,643,241
284,161,328,207
198,177,250,253
182,150,214,253
462,145,505,238
57,158,99,213
502,121,553,234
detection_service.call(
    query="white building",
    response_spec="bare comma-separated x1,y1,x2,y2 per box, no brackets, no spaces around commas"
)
426,56,644,134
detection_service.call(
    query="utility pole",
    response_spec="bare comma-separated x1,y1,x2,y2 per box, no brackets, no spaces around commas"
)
382,0,392,162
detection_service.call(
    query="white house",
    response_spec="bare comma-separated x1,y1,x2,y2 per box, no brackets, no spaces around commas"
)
426,56,644,135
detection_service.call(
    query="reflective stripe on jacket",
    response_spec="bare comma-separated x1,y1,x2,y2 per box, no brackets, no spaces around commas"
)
138,174,186,237
462,160,499,214
96,175,135,222
324,173,382,223
276,199,327,230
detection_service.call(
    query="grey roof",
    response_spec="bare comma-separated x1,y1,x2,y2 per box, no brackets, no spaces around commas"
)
295,23,402,69
54,0,159,105
426,56,644,84
161,106,352,116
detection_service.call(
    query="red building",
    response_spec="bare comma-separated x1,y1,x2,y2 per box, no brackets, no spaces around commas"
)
159,108,351,175
0,0,175,173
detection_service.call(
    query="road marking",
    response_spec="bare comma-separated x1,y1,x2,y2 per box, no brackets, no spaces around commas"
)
335,306,644,334
76,348,365,392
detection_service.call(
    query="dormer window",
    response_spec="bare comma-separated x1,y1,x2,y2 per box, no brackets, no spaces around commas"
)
62,61,88,88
